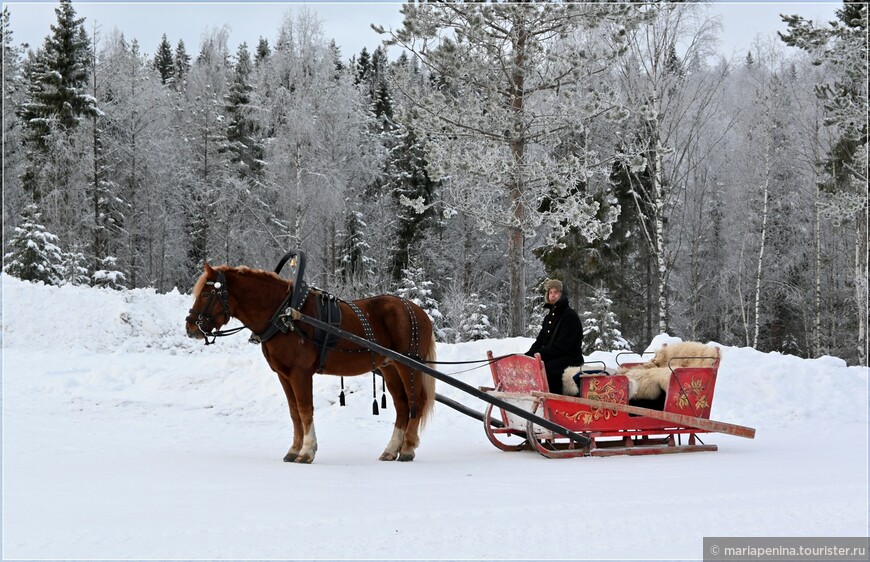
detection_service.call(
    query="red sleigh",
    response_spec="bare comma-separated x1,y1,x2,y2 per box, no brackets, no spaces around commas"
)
480,349,755,458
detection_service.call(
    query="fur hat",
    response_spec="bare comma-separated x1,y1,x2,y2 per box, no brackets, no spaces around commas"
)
544,279,563,293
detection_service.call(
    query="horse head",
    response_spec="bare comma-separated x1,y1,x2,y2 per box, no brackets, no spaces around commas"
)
185,263,232,341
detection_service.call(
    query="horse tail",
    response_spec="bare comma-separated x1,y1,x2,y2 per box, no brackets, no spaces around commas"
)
418,330,438,430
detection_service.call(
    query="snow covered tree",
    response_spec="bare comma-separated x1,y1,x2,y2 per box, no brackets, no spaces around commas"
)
153,33,175,85
582,286,630,354
2,7,29,244
610,1,726,336
224,41,264,182
17,0,97,203
91,255,126,289
4,204,64,284
396,260,444,336
781,2,868,365
255,37,271,66
173,39,191,91
458,293,493,342
381,1,638,336
337,207,374,287
59,245,89,285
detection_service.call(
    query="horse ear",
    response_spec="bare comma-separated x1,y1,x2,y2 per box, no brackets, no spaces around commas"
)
205,262,215,275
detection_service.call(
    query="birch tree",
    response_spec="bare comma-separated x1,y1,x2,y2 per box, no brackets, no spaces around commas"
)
611,1,726,335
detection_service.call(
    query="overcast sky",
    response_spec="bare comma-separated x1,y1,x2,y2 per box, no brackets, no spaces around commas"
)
4,1,842,62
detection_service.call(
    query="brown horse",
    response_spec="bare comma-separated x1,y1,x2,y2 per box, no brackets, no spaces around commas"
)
185,263,437,463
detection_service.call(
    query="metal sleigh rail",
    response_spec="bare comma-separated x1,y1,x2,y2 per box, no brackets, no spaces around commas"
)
286,308,593,449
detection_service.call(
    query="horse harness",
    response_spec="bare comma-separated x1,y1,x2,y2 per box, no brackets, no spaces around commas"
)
245,279,422,378
195,270,424,416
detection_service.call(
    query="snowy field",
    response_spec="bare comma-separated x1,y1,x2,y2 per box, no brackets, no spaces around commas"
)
2,274,868,560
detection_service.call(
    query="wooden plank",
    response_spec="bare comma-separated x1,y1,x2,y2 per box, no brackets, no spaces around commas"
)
530,391,756,439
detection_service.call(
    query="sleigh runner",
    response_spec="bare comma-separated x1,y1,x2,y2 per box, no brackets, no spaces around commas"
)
481,348,755,458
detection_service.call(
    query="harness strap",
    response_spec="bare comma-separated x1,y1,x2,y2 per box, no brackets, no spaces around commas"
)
400,299,422,418
315,292,342,373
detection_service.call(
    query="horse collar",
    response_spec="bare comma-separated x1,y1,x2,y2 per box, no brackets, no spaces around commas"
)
249,282,309,345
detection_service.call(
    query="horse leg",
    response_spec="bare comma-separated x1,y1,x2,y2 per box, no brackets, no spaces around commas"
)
277,373,304,462
396,366,427,462
288,370,318,464
379,365,409,461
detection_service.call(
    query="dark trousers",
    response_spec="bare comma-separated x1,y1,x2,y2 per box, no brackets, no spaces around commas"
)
543,358,578,395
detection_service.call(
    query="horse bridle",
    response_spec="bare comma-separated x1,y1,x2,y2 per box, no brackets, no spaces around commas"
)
186,270,244,345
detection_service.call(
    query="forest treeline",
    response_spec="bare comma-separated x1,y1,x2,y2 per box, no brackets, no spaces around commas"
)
2,1,867,364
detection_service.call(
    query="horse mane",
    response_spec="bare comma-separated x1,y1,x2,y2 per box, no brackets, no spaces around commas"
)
219,265,289,285
193,265,292,299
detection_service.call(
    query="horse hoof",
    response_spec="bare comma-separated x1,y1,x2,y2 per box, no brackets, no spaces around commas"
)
379,452,398,461
284,451,299,462
398,453,415,462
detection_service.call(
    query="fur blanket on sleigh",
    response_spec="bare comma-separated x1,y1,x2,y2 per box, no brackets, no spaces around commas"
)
561,342,719,399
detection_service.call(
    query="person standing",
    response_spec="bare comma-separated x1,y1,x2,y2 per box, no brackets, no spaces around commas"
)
526,279,584,394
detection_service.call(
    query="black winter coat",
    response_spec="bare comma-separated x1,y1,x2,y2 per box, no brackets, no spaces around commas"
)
526,295,584,366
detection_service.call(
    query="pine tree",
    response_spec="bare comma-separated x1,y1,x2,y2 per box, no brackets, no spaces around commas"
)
173,39,191,90
153,33,175,85
388,126,437,282
337,207,373,287
91,255,126,289
224,42,264,181
582,286,631,354
59,245,89,285
255,37,271,66
37,0,96,130
3,204,64,284
397,261,444,333
354,46,371,87
458,294,493,342
17,0,97,202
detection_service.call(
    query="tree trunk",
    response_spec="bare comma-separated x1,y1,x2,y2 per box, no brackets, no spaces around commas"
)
653,141,667,335
752,150,770,349
856,208,868,365
507,22,527,337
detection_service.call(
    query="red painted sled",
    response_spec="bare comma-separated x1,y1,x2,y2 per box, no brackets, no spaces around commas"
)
480,350,755,458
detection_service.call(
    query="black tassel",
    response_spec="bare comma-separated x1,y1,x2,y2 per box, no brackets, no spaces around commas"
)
381,376,387,410
381,393,387,410
339,377,346,407
371,371,380,415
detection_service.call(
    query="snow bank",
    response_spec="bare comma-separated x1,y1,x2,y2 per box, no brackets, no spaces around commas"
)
3,274,867,427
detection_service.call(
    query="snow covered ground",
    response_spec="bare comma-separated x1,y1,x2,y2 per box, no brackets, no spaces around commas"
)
2,274,868,560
